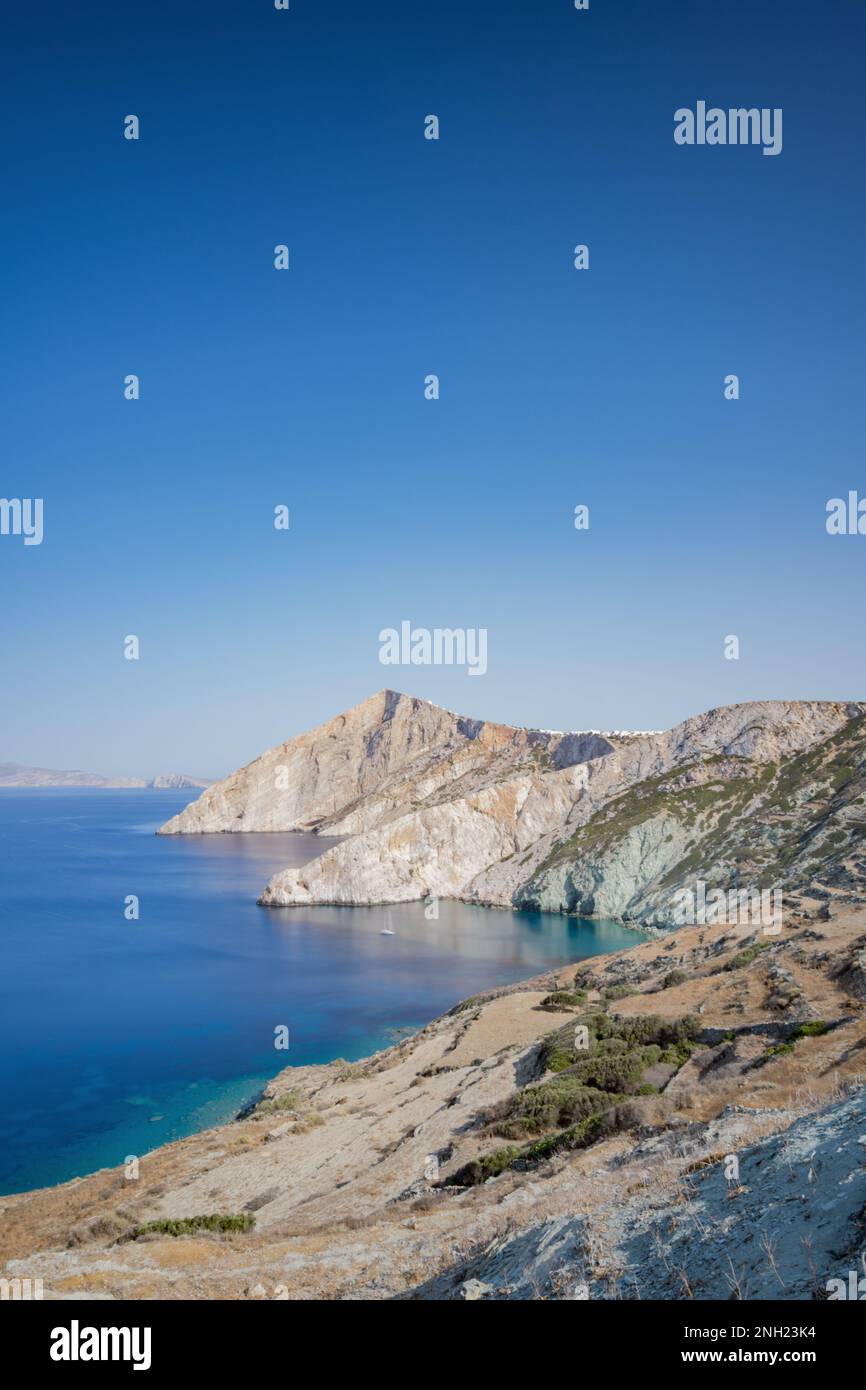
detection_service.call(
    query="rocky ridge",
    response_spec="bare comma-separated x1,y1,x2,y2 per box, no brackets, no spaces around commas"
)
159,692,866,929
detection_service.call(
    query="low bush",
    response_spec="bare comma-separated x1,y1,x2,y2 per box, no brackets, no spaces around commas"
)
485,1079,618,1139
448,1147,521,1186
662,969,688,989
752,1020,830,1067
128,1213,254,1239
724,941,771,972
453,1012,702,1184
538,989,586,1012
255,1090,301,1114
601,984,638,1002
791,1020,829,1039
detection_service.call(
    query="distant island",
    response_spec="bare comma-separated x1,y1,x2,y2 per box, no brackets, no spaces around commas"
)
0,764,212,790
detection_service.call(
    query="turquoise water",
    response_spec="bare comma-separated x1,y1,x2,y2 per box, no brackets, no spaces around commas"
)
0,790,641,1195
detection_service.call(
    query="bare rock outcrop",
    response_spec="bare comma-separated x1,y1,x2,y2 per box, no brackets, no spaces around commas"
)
160,694,866,928
158,690,612,838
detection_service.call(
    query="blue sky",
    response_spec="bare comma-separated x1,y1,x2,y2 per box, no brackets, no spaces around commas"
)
1,0,864,778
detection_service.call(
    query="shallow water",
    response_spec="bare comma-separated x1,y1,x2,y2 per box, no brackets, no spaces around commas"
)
0,789,641,1194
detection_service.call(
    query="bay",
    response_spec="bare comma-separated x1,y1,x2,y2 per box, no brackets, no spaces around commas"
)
0,789,641,1194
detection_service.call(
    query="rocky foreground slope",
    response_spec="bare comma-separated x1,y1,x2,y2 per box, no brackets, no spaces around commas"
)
159,692,866,929
4,895,865,1300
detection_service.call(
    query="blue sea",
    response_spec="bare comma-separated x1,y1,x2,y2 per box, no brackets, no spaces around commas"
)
0,790,641,1195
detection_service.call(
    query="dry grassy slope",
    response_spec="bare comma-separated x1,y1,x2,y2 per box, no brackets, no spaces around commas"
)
3,896,866,1301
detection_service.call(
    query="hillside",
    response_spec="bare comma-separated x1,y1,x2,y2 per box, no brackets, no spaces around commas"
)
3,895,865,1300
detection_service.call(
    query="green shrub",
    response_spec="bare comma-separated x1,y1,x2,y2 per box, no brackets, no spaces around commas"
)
601,984,638,1002
538,990,586,1012
724,941,771,971
540,1028,588,1073
791,1020,829,1039
659,1039,697,1067
752,1042,795,1068
450,996,483,1016
521,1112,607,1163
255,1089,301,1114
448,1147,521,1186
486,1079,618,1139
662,969,688,989
449,1010,703,1187
752,1021,829,1068
453,1112,613,1186
337,1062,371,1082
129,1213,254,1239
539,1011,701,1075
564,1044,665,1094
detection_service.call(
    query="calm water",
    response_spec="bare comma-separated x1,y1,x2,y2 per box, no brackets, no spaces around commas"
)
0,790,641,1195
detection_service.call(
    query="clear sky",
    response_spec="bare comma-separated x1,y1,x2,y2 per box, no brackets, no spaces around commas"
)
1,0,864,779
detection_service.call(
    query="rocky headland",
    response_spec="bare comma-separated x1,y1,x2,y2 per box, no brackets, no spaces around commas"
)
159,691,866,929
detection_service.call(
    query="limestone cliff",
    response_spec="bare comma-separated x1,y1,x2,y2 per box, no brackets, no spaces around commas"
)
158,690,616,837
160,693,866,928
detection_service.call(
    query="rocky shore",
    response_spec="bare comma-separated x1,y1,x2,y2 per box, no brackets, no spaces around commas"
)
3,895,865,1300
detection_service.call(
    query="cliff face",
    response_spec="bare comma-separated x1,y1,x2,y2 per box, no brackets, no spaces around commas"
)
511,701,866,926
160,693,866,928
157,690,616,838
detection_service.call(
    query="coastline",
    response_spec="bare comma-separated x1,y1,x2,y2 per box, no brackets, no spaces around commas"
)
3,902,864,1300
5,790,629,1197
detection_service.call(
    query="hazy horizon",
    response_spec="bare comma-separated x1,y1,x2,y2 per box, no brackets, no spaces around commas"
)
3,685,865,786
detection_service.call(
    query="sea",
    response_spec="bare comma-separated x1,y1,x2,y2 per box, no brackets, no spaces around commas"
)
0,789,642,1195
